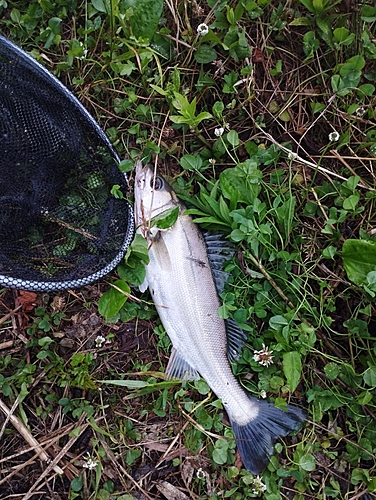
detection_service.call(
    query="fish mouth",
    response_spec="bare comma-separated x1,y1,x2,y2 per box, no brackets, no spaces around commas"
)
135,160,146,186
135,160,153,192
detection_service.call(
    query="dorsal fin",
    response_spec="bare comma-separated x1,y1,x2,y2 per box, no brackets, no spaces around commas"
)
203,232,234,295
203,232,247,362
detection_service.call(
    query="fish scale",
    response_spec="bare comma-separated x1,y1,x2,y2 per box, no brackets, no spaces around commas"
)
134,161,306,473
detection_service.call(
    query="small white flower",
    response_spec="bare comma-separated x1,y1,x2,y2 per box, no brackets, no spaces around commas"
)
95,335,106,348
356,107,365,117
197,23,209,36
260,390,267,399
214,127,224,137
78,41,88,59
252,475,267,495
253,344,274,367
196,467,205,479
209,158,216,165
83,453,98,470
329,131,340,142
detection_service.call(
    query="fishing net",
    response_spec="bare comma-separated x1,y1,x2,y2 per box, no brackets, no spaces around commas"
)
0,35,134,291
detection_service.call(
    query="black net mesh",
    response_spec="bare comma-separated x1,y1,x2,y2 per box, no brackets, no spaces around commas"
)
0,36,134,291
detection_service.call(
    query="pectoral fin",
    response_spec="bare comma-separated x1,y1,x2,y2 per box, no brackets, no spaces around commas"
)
151,235,172,271
139,276,149,293
165,347,200,381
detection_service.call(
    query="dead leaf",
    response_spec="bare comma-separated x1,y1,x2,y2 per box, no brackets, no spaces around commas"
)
17,291,38,312
182,458,195,487
253,47,264,63
51,295,66,312
156,480,190,500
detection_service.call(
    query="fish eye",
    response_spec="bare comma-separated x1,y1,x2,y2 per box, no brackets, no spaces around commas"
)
151,176,164,190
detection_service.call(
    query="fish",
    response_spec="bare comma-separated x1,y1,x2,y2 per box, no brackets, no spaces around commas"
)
134,161,305,474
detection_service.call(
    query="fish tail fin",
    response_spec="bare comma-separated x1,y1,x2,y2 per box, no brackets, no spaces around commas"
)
229,400,306,474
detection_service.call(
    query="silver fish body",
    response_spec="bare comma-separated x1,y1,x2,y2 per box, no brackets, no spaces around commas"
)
134,162,305,473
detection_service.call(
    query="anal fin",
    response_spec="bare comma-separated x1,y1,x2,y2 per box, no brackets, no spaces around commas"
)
226,318,247,362
165,347,200,381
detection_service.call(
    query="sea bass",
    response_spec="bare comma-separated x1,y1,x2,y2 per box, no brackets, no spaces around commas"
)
134,162,305,474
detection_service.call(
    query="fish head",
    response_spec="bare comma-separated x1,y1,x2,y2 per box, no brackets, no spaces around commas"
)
134,161,179,230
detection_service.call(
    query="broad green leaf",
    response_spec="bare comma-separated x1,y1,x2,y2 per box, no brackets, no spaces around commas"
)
212,439,229,464
283,351,302,393
343,193,360,210
194,111,213,126
212,101,224,119
38,336,54,347
367,271,376,286
190,216,230,227
230,228,246,242
322,245,337,259
357,84,375,97
194,379,211,395
129,233,149,264
151,206,179,229
227,130,239,147
333,27,350,43
118,259,146,286
218,196,232,224
312,0,323,11
122,0,163,41
169,115,192,125
220,164,261,205
149,84,168,96
180,154,203,171
279,109,292,122
98,280,130,318
342,239,376,285
316,18,333,46
310,102,325,114
289,17,312,26
269,315,288,330
270,59,282,76
357,390,373,405
343,175,360,191
299,0,315,13
187,98,198,118
195,44,217,64
2,383,11,397
299,454,316,471
363,366,376,387
351,468,369,485
118,159,134,173
340,56,365,76
361,5,376,22
71,476,83,492
324,362,339,380
172,92,193,114
91,0,107,13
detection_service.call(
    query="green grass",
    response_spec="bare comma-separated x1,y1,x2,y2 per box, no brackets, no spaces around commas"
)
1,0,376,499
